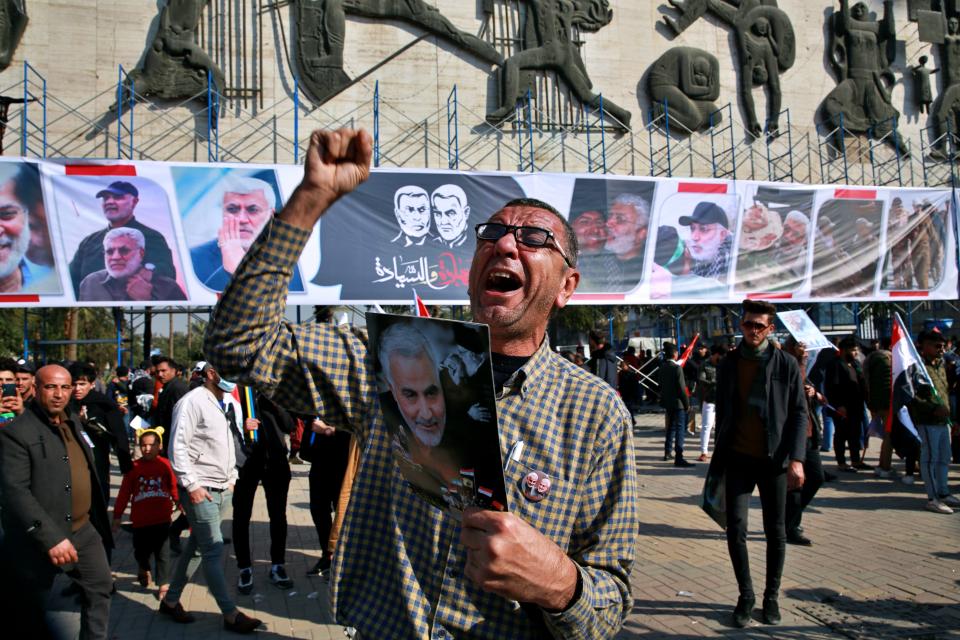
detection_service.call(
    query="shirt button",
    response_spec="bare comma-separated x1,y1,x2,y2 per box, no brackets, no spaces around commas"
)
64,485,71,493
65,515,72,522
432,628,451,640
62,456,68,462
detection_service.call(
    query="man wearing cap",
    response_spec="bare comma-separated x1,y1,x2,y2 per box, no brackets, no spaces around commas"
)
908,330,960,514
160,361,262,633
68,180,177,297
679,201,733,282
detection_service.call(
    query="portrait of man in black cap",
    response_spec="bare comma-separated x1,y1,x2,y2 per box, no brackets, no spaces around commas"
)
67,180,177,298
678,201,733,282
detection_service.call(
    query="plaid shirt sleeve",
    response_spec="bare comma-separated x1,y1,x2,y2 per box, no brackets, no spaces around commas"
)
203,219,375,435
542,387,638,639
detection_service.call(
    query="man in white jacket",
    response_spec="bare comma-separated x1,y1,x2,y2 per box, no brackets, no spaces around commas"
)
159,361,262,634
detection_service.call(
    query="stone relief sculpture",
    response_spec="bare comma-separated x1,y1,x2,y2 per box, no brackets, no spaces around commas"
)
0,0,27,71
296,0,350,105
115,0,225,121
661,0,795,138
484,0,633,129
646,47,721,133
912,3,960,160
912,55,937,114
294,0,502,106
821,0,910,155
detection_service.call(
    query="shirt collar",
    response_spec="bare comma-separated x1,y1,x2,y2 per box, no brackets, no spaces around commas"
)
498,337,554,401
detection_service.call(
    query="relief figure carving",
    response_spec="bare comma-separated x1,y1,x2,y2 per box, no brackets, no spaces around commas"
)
485,0,633,129
0,0,27,71
294,0,502,106
661,0,794,137
646,47,721,133
115,0,226,121
821,0,910,155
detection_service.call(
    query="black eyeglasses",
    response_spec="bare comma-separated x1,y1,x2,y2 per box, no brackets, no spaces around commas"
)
475,223,574,267
741,320,770,332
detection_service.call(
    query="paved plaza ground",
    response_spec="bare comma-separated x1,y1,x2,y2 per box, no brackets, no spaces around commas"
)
48,411,960,639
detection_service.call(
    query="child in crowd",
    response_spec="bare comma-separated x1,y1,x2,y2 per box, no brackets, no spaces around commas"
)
113,427,178,600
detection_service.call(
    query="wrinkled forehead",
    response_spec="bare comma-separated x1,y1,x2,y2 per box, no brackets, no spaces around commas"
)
223,190,270,207
572,210,604,226
487,205,566,235
106,236,138,249
433,194,465,212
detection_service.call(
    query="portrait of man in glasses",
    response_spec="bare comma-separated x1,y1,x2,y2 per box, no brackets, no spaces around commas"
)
0,162,60,295
78,228,186,302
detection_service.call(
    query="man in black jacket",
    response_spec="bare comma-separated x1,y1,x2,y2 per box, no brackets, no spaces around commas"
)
782,337,826,546
713,299,806,628
825,336,870,472
586,329,619,390
152,356,189,449
233,388,296,593
658,342,693,467
0,365,114,639
69,362,132,505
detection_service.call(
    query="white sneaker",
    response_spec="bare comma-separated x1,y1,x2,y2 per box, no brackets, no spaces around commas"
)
901,475,916,485
874,468,892,478
925,500,954,514
940,495,960,508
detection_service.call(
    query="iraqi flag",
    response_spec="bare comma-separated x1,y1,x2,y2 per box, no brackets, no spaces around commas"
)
412,289,430,318
889,313,924,441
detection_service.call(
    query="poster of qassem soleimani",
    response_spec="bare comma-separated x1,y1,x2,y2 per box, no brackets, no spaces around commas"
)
366,312,508,518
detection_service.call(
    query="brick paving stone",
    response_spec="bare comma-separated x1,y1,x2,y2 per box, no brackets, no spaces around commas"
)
617,412,960,639
42,410,960,638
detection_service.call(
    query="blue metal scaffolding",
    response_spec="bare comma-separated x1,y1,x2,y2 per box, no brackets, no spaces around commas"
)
446,85,459,170
584,95,607,174
709,103,736,180
115,65,135,160
20,61,46,158
868,116,906,187
515,89,535,173
765,108,794,183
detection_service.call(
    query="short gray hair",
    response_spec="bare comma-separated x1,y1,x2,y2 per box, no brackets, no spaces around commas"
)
104,227,145,250
378,321,437,388
220,176,276,210
612,194,650,228
784,210,809,228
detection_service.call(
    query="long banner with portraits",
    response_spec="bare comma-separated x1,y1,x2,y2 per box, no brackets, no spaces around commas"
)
0,157,955,307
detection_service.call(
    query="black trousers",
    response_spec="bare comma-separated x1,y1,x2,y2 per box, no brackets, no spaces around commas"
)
0,522,113,640
724,452,787,600
833,414,862,466
308,430,351,559
132,522,171,585
232,450,291,568
785,444,825,535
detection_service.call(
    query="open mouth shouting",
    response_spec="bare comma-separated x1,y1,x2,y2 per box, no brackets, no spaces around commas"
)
482,268,524,300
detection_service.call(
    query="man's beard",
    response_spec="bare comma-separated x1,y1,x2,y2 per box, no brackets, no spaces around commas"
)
690,238,721,261
411,420,444,447
106,255,142,279
0,224,30,279
604,232,636,256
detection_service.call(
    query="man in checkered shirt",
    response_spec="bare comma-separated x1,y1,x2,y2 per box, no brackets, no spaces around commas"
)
204,129,638,639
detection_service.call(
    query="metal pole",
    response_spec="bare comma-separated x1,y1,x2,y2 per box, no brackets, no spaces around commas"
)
294,76,300,164
373,80,381,167
22,308,28,359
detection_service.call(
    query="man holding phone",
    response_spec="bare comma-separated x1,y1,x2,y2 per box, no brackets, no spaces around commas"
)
0,357,25,422
16,358,36,404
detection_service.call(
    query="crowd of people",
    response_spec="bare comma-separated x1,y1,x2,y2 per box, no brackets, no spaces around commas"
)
0,128,956,639
0,343,356,637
